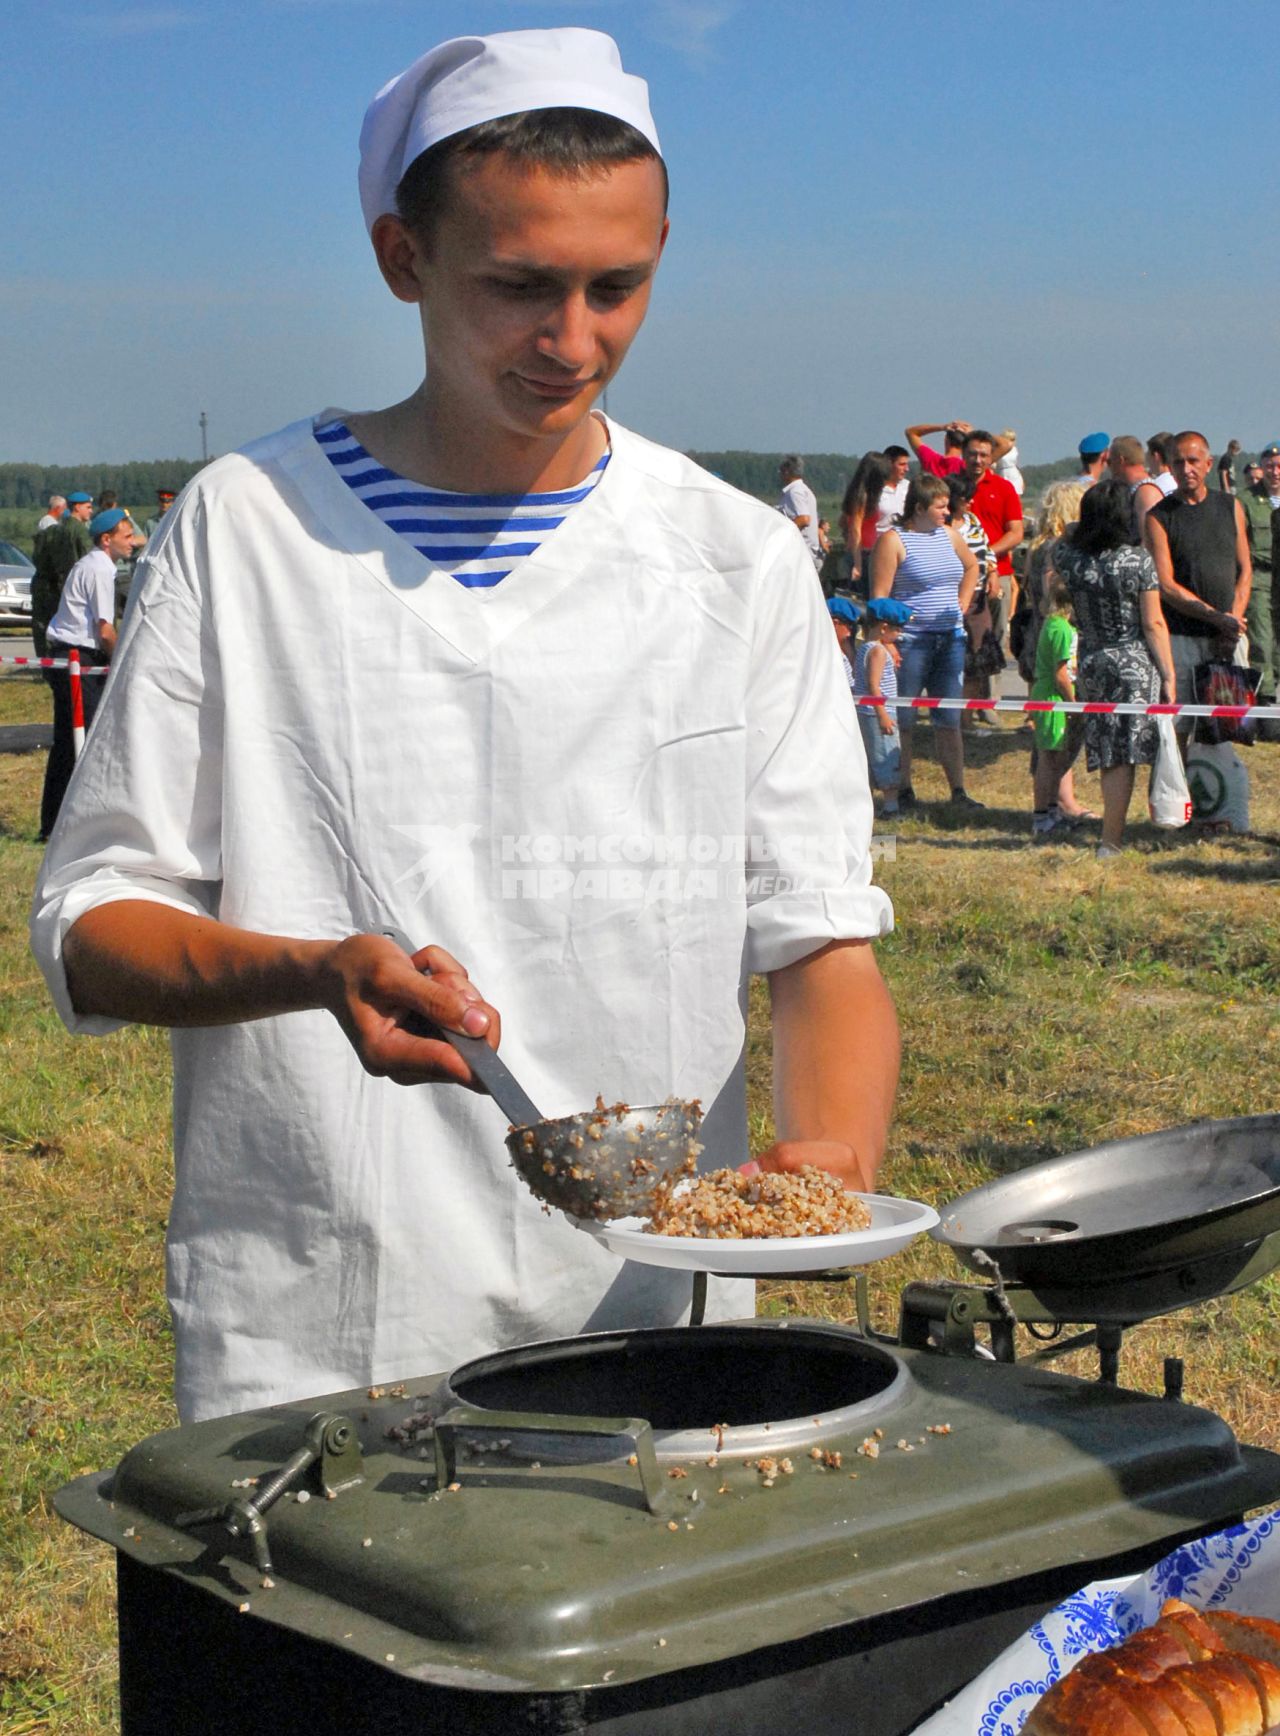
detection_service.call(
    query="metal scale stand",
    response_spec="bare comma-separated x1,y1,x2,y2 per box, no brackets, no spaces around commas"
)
689,1222,1280,1388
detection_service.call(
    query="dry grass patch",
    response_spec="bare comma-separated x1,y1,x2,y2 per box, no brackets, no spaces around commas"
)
0,673,50,729
4,716,1280,1731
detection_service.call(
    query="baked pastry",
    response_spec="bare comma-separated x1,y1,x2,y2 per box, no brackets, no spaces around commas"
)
1023,1599,1280,1736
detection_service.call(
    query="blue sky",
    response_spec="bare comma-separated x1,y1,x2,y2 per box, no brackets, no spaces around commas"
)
8,0,1277,465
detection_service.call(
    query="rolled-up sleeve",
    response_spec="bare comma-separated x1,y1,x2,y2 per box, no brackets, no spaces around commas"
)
30,551,224,1034
743,526,894,974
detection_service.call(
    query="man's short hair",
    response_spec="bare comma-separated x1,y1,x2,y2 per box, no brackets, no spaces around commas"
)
943,427,965,450
883,444,910,462
963,429,995,451
1173,430,1210,453
1147,432,1175,466
780,454,803,478
1110,435,1145,469
47,493,66,510
396,107,668,243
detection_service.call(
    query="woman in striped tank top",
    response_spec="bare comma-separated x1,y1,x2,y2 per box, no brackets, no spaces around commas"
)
870,474,980,807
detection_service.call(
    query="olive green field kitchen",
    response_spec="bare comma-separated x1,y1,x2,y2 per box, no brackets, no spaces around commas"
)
55,1114,1280,1735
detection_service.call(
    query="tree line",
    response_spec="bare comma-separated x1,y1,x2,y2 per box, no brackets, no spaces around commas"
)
6,445,1243,519
0,460,209,511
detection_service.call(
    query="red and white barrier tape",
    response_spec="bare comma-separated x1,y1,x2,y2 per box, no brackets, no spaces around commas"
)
0,655,1272,720
0,654,110,673
858,696,1278,719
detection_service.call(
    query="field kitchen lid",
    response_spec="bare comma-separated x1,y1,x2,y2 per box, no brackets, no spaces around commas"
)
54,1321,1280,1695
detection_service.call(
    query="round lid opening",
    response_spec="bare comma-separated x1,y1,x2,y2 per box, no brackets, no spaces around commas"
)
438,1324,907,1455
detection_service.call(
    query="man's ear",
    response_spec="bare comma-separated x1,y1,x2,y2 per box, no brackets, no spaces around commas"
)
371,213,426,305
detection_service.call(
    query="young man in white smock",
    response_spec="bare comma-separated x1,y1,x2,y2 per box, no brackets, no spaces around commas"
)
31,29,899,1423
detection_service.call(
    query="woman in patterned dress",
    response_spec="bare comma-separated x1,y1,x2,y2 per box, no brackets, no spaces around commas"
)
1053,480,1176,858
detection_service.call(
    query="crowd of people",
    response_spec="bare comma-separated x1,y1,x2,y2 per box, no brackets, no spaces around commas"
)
780,426,1276,856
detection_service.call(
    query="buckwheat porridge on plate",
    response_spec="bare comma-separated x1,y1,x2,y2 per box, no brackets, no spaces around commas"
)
646,1166,872,1239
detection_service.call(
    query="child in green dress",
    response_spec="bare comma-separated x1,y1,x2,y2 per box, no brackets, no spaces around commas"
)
1030,580,1079,837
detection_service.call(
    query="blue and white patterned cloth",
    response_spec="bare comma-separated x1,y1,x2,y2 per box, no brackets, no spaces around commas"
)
314,418,609,590
912,1512,1280,1736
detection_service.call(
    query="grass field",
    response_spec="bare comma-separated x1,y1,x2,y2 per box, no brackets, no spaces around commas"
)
1,673,1278,1733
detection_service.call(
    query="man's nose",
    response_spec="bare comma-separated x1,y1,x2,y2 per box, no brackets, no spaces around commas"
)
538,293,595,369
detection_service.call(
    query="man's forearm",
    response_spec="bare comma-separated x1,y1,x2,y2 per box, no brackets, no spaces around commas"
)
1159,579,1232,628
768,939,900,1190
62,901,501,1088
64,901,335,1027
990,524,1023,558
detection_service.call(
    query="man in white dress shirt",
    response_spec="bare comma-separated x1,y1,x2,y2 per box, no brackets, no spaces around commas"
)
778,455,822,567
40,508,131,837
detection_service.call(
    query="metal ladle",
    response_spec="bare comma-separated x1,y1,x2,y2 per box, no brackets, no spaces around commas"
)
380,928,702,1220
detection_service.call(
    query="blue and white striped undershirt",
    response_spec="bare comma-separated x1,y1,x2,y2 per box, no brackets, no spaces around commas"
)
890,527,965,630
314,418,609,590
853,638,899,705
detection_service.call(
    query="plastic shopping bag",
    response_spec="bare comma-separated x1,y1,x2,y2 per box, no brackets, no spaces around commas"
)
1148,715,1191,827
1187,740,1250,833
1192,659,1259,746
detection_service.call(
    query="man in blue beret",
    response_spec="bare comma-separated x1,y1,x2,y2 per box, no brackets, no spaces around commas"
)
39,508,132,840
1074,432,1111,490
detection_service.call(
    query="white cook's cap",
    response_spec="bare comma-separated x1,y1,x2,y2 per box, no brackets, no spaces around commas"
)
358,28,661,235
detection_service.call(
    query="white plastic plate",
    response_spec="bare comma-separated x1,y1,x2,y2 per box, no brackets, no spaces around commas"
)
574,1192,940,1274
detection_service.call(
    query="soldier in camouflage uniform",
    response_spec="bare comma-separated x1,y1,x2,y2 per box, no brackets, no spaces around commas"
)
1240,444,1280,710
32,491,93,657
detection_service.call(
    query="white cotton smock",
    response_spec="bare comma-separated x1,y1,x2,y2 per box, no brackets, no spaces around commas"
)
31,415,894,1423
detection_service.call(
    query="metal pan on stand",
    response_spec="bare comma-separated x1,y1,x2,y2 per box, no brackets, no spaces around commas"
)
933,1112,1280,1290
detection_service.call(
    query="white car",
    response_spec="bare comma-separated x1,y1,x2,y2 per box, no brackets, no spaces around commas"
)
0,540,34,627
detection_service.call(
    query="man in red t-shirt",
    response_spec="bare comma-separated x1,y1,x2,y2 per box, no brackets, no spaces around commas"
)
905,420,968,478
906,420,1014,480
962,429,1024,723
963,428,1024,583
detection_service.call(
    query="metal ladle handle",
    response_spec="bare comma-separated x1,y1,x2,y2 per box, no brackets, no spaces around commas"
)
378,926,545,1130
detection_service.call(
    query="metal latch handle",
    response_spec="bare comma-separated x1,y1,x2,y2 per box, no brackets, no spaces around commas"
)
433,1405,671,1516
175,1410,363,1576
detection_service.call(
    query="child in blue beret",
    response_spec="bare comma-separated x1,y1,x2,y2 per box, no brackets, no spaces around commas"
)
853,597,912,816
